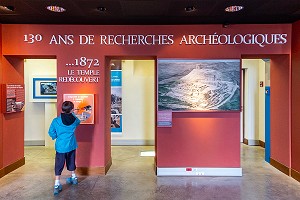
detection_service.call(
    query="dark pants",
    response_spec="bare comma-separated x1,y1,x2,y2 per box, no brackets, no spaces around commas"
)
55,150,76,176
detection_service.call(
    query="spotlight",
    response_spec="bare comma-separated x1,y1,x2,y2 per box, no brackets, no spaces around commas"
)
97,7,107,12
222,23,230,28
6,6,14,11
185,6,196,12
46,5,66,12
0,5,15,11
225,5,244,12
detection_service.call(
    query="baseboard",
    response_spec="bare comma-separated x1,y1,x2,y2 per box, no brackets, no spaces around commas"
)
24,140,45,146
111,139,154,146
76,157,112,175
270,158,290,176
291,169,300,182
157,167,242,176
243,138,260,146
0,157,25,178
259,140,265,148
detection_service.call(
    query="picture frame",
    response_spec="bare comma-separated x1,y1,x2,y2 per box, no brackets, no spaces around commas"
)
30,77,57,102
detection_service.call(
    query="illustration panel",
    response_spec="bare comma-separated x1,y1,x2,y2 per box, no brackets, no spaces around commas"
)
63,94,94,124
158,59,240,111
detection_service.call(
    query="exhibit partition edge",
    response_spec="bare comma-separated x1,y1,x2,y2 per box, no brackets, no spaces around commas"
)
157,167,242,176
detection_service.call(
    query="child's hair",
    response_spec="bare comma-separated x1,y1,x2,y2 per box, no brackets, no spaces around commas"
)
62,101,74,113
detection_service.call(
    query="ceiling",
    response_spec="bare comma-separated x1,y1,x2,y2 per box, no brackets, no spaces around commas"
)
0,0,299,25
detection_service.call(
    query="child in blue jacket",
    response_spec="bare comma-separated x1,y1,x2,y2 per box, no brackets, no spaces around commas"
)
48,101,81,195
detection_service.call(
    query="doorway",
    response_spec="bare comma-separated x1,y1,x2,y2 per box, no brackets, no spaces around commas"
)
241,59,270,161
109,59,156,158
24,59,57,147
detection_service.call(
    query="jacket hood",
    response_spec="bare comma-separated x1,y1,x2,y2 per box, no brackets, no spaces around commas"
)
61,113,76,126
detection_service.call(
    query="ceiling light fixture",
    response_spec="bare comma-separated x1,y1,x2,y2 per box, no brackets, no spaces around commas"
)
0,5,15,11
185,6,196,12
46,5,66,13
225,5,244,12
97,7,107,12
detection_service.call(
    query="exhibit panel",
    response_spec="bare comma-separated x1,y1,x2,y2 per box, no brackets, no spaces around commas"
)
110,60,122,133
0,24,293,176
158,59,241,112
63,94,95,124
2,84,25,113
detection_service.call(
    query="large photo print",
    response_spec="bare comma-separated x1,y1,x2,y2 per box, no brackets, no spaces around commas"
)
158,59,240,111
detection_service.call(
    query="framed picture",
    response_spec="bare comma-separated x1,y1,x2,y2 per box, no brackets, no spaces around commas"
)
157,59,241,112
30,77,57,102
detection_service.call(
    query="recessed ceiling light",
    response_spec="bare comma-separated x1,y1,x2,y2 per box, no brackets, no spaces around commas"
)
185,6,196,12
97,7,107,12
225,5,244,12
46,5,66,13
0,5,15,12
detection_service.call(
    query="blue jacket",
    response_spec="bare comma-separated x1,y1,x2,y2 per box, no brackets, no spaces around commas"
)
48,113,81,153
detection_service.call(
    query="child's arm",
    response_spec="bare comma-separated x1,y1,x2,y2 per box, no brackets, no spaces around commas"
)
48,119,58,140
72,112,81,126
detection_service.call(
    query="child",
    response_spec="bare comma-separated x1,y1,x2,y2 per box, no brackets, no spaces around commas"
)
48,101,81,195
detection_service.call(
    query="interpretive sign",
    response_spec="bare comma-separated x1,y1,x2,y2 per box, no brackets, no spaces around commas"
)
157,110,172,127
2,84,25,113
63,94,94,124
110,60,122,133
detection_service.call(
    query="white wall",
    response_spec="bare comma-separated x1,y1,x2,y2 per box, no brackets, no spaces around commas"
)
24,59,56,146
258,60,266,142
112,60,155,145
242,59,266,145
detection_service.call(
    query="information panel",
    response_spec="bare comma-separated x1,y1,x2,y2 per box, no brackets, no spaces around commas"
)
2,84,25,113
110,60,122,133
157,110,172,127
63,94,94,124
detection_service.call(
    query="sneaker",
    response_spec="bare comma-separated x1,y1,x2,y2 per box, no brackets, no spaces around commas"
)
53,184,62,195
66,177,78,185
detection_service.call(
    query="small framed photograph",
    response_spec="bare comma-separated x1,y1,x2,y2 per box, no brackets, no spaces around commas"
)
40,82,57,95
31,77,57,102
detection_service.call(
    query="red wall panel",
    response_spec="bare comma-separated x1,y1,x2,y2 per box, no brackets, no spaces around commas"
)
1,56,24,167
0,24,292,170
292,21,300,172
157,112,240,167
270,55,291,167
0,25,3,170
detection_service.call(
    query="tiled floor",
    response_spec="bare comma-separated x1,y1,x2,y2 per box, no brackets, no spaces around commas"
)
0,145,300,200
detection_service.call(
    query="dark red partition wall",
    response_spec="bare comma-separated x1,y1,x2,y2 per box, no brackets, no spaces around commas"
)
270,55,291,168
0,25,3,172
1,57,24,167
0,24,292,171
292,21,300,174
157,112,240,167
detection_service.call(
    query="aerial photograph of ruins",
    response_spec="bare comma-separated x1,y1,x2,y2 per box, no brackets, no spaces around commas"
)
158,59,240,111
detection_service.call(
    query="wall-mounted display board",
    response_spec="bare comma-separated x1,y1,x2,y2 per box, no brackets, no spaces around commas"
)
30,76,57,102
63,94,94,124
158,59,241,112
110,60,122,133
2,84,25,113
